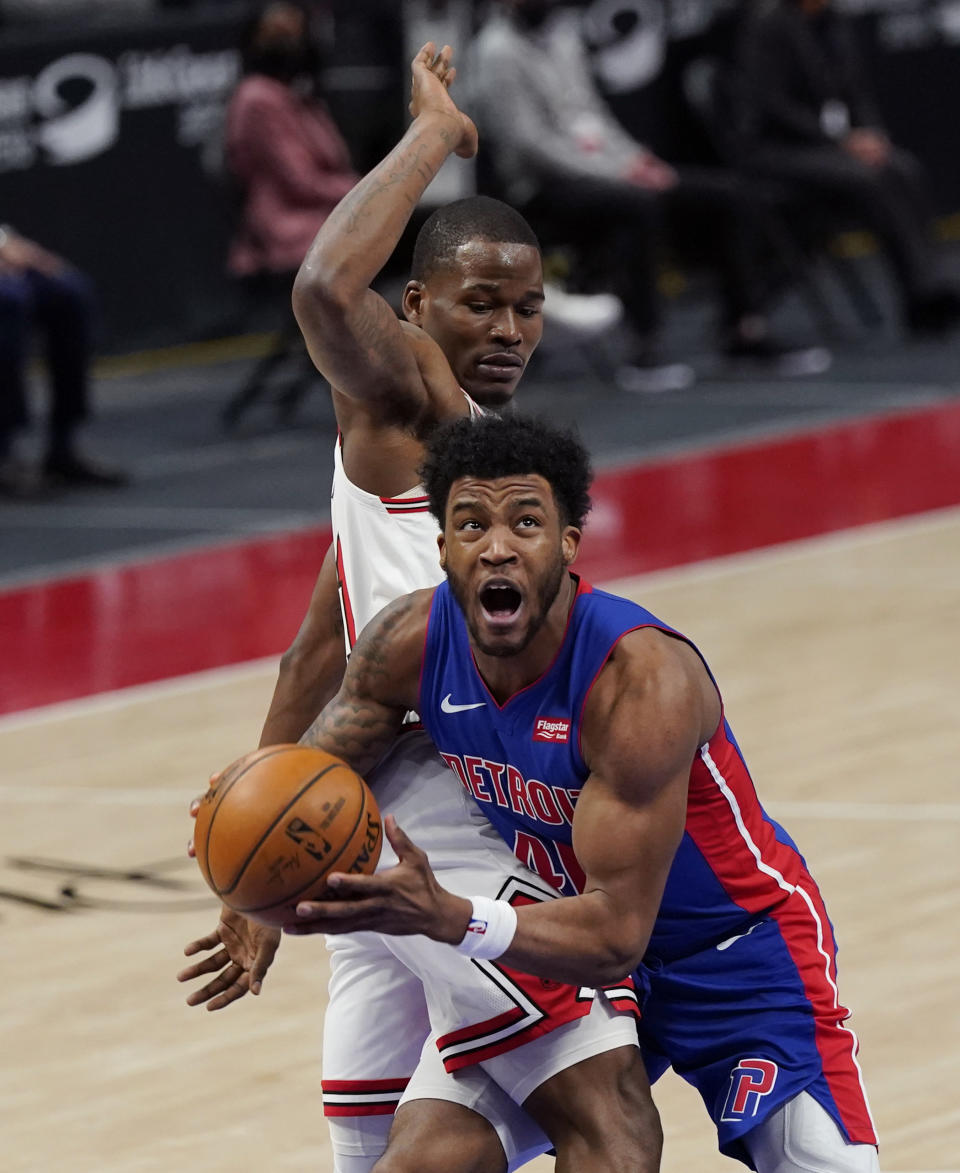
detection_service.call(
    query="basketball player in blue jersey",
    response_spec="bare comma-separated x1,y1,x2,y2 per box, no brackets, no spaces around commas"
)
180,42,661,1173
286,411,882,1173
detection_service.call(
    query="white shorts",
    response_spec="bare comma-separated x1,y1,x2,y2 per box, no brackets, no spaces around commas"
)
400,993,639,1171
322,809,640,1164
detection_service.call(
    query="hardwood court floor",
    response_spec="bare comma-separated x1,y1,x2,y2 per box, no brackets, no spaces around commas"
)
1,508,958,1172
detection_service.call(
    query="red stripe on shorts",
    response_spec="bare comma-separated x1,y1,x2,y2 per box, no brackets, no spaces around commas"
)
769,877,878,1144
321,1077,409,1118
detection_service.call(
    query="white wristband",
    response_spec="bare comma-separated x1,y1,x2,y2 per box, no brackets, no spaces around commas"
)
456,895,518,960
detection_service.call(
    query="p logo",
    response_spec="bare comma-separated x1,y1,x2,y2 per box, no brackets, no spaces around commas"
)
720,1059,778,1121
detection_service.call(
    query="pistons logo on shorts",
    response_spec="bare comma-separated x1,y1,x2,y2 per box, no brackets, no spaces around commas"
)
533,717,570,743
720,1058,779,1121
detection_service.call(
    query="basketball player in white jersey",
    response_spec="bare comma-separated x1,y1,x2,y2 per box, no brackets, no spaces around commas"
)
179,43,660,1173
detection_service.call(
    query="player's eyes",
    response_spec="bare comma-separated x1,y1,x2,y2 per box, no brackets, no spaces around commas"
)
518,305,542,317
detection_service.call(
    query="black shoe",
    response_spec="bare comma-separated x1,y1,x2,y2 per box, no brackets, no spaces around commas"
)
44,452,130,488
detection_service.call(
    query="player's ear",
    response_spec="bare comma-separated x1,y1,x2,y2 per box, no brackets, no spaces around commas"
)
561,526,581,566
437,533,447,570
403,280,425,324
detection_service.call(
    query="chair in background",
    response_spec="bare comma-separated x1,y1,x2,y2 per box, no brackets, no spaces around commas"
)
682,56,885,341
220,267,321,432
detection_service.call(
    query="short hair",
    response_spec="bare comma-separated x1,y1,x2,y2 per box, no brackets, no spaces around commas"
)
421,413,593,530
411,195,540,282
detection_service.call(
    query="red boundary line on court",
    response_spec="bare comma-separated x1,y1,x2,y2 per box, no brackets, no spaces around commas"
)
3,399,959,715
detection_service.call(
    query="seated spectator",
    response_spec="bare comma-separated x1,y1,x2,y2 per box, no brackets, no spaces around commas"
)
224,1,358,280
0,224,126,497
736,0,960,337
469,0,820,393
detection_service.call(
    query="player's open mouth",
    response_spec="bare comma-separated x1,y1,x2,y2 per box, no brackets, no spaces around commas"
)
479,582,523,624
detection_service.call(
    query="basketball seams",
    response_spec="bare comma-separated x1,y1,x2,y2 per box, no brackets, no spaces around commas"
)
218,762,343,896
236,774,371,914
199,744,296,887
193,746,381,924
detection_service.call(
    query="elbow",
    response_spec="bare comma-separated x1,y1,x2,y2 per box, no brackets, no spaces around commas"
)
277,633,331,693
581,910,651,986
277,639,308,683
292,252,353,330
587,941,643,987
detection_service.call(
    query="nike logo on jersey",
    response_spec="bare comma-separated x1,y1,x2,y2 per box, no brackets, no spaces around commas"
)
441,694,486,714
716,920,764,951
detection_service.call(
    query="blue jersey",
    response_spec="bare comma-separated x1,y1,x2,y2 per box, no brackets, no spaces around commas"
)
419,577,807,964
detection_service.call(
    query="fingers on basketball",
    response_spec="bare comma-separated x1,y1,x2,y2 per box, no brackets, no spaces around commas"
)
192,745,382,928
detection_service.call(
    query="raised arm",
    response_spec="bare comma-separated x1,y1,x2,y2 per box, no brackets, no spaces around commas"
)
291,42,476,413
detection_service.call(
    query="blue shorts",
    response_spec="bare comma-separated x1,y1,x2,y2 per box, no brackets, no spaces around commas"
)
636,884,877,1167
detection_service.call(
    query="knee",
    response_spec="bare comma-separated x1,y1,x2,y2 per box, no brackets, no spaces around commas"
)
745,1092,880,1173
373,1136,502,1173
373,1103,506,1173
526,1047,662,1172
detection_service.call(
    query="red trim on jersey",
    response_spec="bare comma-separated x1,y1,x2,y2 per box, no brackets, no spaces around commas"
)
685,732,802,916
380,493,430,505
383,504,433,515
418,588,440,714
335,535,358,651
769,877,878,1144
321,1077,409,1118
471,574,593,712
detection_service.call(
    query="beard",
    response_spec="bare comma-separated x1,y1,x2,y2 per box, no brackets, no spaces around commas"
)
446,552,567,658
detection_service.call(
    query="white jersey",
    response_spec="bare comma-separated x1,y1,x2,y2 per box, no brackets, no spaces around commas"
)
329,413,490,870
331,433,444,651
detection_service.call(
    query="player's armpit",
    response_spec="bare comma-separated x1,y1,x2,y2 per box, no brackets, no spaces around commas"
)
299,588,431,774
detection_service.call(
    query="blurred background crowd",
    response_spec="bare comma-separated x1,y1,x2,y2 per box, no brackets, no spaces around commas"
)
2,0,959,497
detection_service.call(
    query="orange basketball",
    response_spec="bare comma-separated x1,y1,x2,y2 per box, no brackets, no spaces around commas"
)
193,744,382,926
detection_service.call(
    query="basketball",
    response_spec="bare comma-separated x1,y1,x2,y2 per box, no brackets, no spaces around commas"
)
193,744,382,926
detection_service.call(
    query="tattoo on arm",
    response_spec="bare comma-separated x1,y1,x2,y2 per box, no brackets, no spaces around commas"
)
300,594,415,772
343,136,446,234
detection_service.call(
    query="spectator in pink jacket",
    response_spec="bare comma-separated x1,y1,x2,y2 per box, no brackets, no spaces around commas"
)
225,1,358,278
